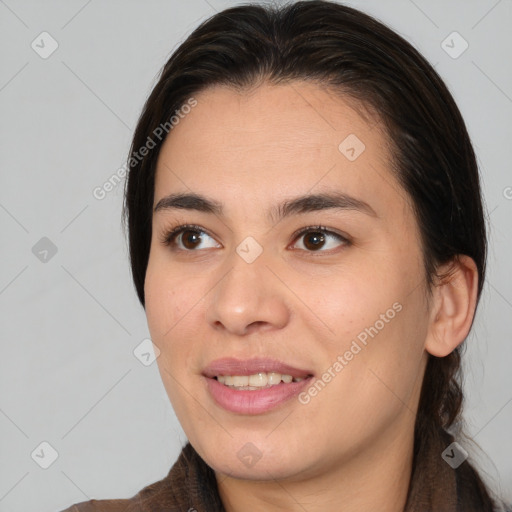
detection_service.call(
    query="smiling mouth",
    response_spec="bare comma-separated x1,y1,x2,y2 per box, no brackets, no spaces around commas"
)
203,359,314,414
213,372,311,390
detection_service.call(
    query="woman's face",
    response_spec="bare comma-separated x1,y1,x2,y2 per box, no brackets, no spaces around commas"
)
145,82,432,481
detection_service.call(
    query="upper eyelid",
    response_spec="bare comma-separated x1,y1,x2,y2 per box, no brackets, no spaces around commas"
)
290,225,348,241
161,223,217,245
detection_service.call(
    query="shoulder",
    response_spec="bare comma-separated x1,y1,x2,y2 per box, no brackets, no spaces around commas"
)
58,498,138,511
58,443,216,512
58,472,172,512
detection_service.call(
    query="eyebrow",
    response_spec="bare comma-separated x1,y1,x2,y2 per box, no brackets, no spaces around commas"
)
153,191,377,222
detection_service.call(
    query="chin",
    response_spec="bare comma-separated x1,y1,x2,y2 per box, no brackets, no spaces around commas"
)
197,434,313,481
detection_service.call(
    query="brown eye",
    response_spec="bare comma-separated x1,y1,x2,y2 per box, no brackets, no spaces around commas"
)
292,227,348,253
303,231,326,251
179,229,203,250
162,225,221,251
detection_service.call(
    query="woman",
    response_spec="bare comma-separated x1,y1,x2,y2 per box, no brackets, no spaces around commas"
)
61,1,510,510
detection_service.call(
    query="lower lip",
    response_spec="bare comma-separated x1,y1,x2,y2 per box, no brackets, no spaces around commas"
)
204,376,312,415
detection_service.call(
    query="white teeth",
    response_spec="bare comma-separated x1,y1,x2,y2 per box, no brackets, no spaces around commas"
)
232,375,249,387
267,372,281,385
216,371,305,388
249,373,268,387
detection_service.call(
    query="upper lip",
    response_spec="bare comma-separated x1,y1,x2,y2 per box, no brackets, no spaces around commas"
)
202,357,314,379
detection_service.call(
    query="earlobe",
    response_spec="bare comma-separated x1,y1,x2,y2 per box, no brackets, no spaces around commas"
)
425,255,479,358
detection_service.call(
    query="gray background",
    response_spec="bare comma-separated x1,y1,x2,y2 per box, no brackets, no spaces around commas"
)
0,1,511,511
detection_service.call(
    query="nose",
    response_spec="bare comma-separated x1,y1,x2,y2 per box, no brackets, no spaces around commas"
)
205,248,291,337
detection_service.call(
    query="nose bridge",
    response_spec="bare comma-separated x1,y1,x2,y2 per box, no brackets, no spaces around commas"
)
205,242,289,335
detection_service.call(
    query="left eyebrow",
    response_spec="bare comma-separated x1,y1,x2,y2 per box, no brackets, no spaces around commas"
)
269,191,378,223
153,191,378,221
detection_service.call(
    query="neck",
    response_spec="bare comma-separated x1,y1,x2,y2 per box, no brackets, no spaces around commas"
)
215,411,415,512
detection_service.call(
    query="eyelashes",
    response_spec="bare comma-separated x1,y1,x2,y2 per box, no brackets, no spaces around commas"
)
159,223,350,254
160,223,220,251
292,225,350,252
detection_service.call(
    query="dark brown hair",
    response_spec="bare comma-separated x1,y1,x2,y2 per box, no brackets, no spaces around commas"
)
124,1,507,510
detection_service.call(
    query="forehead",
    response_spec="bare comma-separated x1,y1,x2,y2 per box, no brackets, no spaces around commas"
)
154,81,410,222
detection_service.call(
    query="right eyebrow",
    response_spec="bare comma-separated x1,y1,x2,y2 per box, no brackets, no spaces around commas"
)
154,193,223,215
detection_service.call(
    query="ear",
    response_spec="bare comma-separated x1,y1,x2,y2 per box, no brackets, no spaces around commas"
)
425,255,479,357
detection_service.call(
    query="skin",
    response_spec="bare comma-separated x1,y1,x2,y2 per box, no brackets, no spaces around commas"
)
144,81,479,512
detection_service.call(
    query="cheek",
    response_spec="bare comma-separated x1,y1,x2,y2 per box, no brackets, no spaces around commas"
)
313,262,427,394
308,266,398,343
144,255,194,336
144,280,177,338
144,259,210,377
144,268,192,406
344,290,428,420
